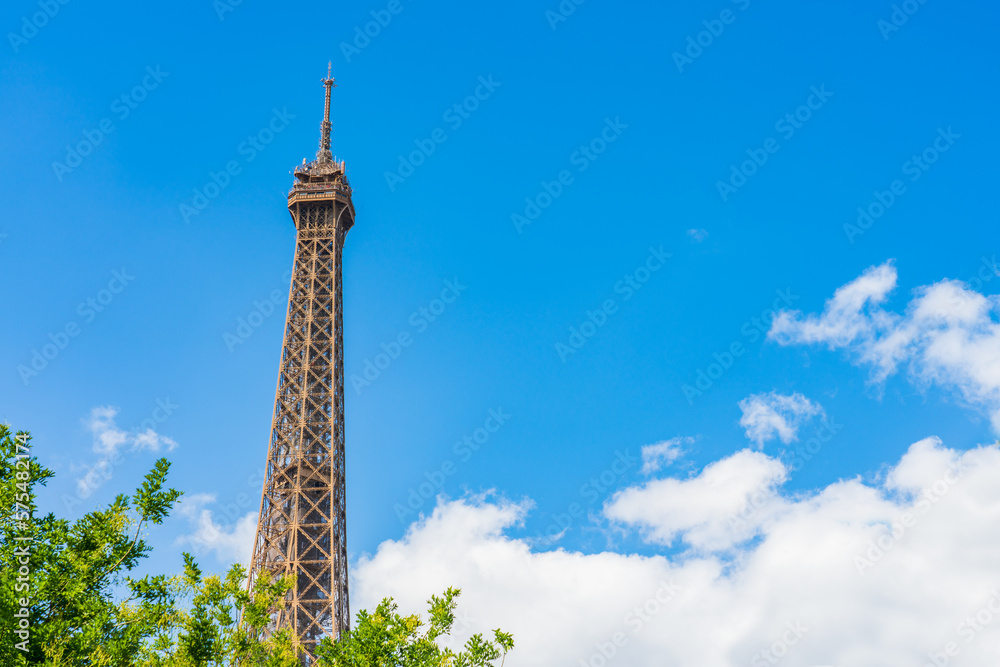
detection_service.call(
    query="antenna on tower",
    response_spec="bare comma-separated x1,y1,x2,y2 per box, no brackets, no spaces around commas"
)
317,61,336,163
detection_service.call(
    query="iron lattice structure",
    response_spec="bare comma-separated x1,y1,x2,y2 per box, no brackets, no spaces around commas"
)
249,66,354,661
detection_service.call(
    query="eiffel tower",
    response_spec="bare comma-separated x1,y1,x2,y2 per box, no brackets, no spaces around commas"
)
248,64,353,661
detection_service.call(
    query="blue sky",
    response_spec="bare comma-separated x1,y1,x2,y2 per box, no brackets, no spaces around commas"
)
4,1,1000,660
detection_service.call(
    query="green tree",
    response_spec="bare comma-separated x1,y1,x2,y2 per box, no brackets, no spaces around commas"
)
315,588,513,667
1,422,514,665
137,556,300,666
0,423,299,666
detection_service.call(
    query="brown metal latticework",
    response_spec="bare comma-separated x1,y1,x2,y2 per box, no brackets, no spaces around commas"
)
248,66,353,662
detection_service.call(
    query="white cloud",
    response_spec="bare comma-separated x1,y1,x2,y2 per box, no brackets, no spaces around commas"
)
738,391,825,448
769,262,899,354
352,439,1000,667
769,261,1000,430
174,493,257,564
75,406,178,497
87,406,131,457
640,437,689,474
607,449,787,551
85,405,178,456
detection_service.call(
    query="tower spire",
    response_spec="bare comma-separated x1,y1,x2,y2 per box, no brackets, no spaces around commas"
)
317,62,336,163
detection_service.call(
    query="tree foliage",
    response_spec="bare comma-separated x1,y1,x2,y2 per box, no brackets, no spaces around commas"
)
316,588,513,667
0,422,513,666
0,423,298,666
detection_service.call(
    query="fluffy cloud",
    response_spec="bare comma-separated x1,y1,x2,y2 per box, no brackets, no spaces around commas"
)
212,262,1000,665
769,261,1000,430
86,405,177,457
738,391,825,448
352,439,1000,667
605,449,787,551
75,406,178,498
640,437,690,474
687,228,709,243
174,493,257,564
